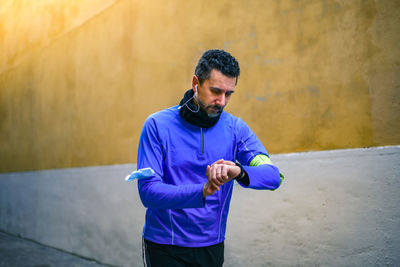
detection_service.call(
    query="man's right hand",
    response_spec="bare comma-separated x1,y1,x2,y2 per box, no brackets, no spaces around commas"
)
203,159,241,197
203,180,218,197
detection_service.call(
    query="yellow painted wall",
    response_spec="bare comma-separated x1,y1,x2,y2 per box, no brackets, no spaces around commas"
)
1,0,399,172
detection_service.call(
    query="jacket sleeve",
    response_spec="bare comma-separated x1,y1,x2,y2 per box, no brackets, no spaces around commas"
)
235,118,282,190
137,117,205,209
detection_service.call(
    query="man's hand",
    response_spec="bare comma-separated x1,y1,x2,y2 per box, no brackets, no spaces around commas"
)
203,180,218,197
203,159,241,197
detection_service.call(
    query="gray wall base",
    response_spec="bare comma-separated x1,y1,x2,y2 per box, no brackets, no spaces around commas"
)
1,146,399,266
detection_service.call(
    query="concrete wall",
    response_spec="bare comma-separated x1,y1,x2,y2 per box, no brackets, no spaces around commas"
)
1,0,400,173
0,164,144,266
1,146,399,266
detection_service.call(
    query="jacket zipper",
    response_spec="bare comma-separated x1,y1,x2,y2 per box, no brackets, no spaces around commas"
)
169,210,174,244
200,128,204,155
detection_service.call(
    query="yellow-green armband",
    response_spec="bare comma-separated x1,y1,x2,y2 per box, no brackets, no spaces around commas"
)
249,154,274,166
249,154,284,186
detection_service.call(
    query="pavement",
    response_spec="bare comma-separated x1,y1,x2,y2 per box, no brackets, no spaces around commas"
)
0,231,111,267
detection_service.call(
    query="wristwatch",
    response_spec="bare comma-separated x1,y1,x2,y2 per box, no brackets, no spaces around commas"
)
234,162,245,181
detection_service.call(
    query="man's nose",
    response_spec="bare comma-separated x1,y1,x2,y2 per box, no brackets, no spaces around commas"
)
215,94,226,106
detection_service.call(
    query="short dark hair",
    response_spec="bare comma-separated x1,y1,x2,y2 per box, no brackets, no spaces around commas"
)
194,49,240,85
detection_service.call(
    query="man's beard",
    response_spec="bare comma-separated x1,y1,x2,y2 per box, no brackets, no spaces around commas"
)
194,95,224,118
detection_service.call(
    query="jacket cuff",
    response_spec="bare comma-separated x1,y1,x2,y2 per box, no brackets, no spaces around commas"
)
235,172,250,186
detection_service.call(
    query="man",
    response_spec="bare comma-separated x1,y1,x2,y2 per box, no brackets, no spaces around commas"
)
137,49,283,266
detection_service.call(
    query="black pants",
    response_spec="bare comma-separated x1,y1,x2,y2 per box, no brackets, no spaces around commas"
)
142,239,224,267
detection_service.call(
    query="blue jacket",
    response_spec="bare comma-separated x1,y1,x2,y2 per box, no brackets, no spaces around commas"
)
137,105,281,247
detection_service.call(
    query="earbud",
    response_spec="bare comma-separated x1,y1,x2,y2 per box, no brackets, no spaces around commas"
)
195,85,198,92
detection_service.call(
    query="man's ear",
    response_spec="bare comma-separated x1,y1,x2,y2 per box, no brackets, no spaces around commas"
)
192,75,199,93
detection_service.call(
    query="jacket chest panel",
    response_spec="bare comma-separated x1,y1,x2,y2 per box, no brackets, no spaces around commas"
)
164,126,236,172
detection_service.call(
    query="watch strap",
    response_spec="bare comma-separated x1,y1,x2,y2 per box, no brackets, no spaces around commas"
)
234,162,245,180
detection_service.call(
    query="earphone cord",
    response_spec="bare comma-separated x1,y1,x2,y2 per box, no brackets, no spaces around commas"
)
178,94,200,113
